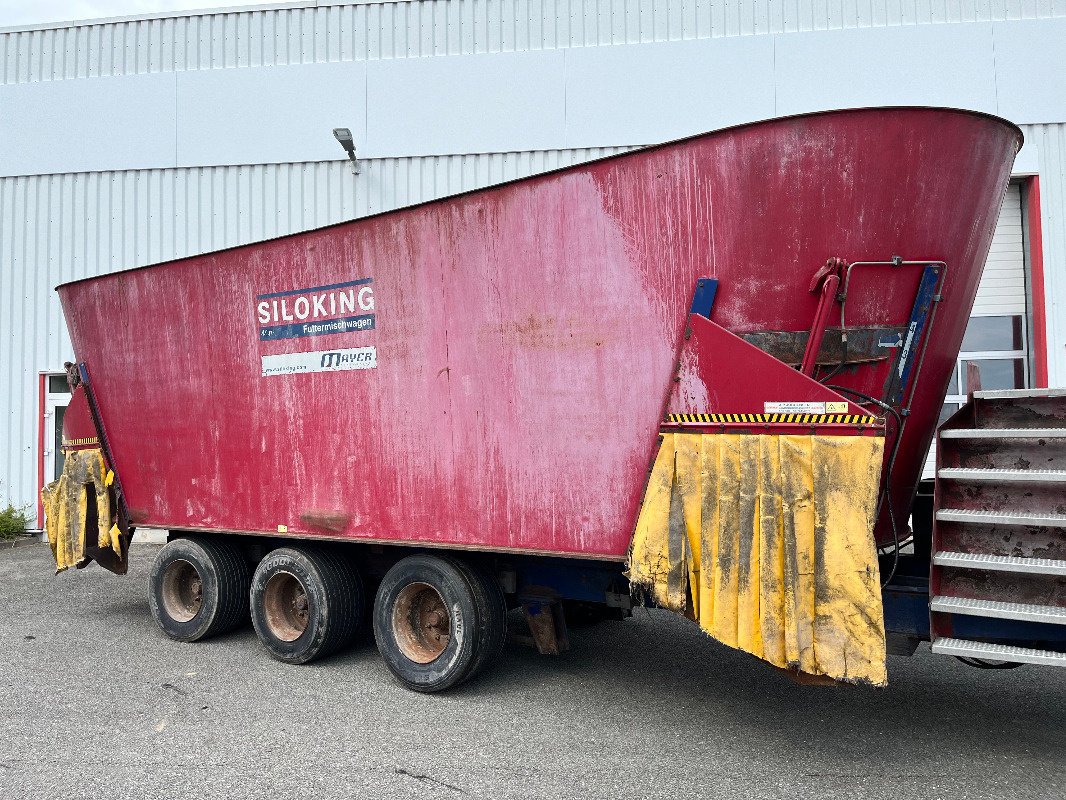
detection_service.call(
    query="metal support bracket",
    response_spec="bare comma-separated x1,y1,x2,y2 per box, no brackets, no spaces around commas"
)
522,599,570,655
76,363,132,533
689,278,718,320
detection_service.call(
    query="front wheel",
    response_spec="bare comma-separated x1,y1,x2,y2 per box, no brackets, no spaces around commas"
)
148,536,251,642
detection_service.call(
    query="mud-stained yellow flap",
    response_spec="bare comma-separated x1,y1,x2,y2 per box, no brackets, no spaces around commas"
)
41,447,124,573
628,432,887,686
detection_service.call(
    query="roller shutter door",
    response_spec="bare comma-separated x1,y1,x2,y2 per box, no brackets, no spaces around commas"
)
971,184,1026,316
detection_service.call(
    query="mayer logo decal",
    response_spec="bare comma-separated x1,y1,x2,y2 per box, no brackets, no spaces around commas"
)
261,347,377,377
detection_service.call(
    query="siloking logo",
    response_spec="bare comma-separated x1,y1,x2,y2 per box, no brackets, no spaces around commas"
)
256,278,375,341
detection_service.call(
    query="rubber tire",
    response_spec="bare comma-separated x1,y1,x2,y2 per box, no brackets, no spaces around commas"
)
149,536,251,642
453,560,508,682
373,554,487,693
250,546,363,665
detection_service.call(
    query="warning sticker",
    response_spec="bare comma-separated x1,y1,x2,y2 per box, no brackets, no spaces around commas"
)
764,401,828,414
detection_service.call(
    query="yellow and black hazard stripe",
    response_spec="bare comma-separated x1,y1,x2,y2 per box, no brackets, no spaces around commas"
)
665,413,877,425
62,436,100,447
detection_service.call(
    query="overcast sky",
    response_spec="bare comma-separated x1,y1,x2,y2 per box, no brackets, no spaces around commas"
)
0,0,269,28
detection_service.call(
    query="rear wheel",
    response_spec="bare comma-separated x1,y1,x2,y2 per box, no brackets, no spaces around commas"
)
149,536,251,642
452,560,508,681
374,554,496,692
250,546,363,664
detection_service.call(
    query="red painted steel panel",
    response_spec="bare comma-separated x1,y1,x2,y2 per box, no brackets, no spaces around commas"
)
57,107,1020,559
667,313,872,419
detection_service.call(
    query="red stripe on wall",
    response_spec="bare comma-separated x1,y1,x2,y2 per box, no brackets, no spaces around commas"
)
36,373,46,529
1026,176,1049,388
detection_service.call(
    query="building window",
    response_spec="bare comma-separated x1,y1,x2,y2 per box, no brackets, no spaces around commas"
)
939,314,1029,424
48,374,71,395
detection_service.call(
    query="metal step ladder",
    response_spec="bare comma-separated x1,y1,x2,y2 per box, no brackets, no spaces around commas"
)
930,388,1066,666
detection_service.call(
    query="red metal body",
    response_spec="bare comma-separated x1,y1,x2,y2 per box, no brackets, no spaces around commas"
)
57,107,1020,559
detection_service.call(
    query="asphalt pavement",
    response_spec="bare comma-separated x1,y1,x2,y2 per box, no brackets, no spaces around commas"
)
1,540,1063,800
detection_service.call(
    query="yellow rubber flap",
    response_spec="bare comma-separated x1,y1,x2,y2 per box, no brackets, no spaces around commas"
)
41,448,116,573
628,432,887,686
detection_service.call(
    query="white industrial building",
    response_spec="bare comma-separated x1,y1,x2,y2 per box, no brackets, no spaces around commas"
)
1,0,1064,527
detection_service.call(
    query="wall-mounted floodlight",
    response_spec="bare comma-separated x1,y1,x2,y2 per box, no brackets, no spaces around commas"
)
333,128,360,174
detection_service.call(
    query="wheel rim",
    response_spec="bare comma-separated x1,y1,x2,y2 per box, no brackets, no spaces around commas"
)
161,559,203,623
263,571,310,642
392,582,450,664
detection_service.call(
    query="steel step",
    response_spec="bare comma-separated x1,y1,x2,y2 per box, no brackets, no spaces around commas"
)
940,428,1066,439
938,467,1066,483
973,388,1066,400
930,596,1066,625
935,508,1066,527
933,551,1066,576
932,637,1066,667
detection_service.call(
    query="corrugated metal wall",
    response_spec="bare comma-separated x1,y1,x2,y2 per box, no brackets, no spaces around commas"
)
3,0,1065,84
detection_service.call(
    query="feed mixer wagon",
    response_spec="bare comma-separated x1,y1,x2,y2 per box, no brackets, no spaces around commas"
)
44,106,1066,691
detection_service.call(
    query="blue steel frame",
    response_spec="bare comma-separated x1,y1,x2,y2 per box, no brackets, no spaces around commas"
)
689,278,718,320
509,553,1066,651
